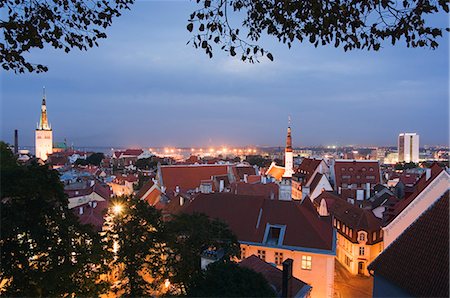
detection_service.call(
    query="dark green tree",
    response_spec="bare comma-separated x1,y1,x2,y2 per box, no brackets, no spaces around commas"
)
0,142,110,296
188,0,449,62
188,261,276,297
3,1,448,73
135,157,158,170
103,196,168,297
165,212,241,294
1,0,135,73
86,152,105,166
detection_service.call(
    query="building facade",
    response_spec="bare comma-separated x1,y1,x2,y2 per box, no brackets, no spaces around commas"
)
398,133,419,163
35,90,53,161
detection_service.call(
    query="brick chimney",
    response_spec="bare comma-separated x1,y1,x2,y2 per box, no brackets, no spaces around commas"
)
282,258,293,298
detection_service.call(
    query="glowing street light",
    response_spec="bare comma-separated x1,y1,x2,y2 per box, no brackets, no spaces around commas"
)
164,279,170,289
112,204,123,215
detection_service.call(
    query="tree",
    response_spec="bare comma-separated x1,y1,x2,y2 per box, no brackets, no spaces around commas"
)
0,142,109,296
188,261,276,297
2,1,448,73
187,0,449,62
103,196,168,297
1,0,134,73
74,152,104,166
244,155,272,168
164,212,241,294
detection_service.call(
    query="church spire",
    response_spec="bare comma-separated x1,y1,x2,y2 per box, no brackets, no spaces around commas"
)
38,87,51,130
286,116,292,152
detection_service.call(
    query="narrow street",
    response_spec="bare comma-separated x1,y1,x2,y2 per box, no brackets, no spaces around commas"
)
334,260,373,298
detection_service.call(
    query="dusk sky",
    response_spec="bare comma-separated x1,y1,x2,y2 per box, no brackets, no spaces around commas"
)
1,1,449,148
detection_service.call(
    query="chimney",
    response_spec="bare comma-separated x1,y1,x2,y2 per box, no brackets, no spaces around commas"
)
219,180,224,192
262,176,267,184
175,185,180,194
14,129,18,155
244,174,248,183
425,168,431,181
282,259,293,298
319,163,323,174
179,196,184,206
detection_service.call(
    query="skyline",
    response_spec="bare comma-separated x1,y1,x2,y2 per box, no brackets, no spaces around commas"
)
1,1,449,147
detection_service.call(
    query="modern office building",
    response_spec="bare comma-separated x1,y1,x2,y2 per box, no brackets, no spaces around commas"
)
398,133,419,163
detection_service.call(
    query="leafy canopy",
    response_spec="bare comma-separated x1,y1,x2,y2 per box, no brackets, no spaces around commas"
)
188,0,449,62
0,142,110,297
2,0,448,73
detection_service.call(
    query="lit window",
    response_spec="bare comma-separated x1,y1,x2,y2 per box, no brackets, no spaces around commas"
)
380,230,383,238
372,232,376,242
367,176,375,179
359,233,365,241
257,250,266,261
274,252,283,265
337,221,340,229
301,255,312,270
362,168,366,171
359,247,365,256
369,168,374,172
349,168,354,171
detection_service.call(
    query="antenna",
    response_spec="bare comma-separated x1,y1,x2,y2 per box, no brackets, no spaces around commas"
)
288,115,291,126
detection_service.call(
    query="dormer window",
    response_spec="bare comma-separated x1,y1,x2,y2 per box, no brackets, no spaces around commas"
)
263,224,286,246
358,232,366,241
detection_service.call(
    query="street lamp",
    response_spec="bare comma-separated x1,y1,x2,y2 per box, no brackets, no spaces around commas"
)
113,204,123,215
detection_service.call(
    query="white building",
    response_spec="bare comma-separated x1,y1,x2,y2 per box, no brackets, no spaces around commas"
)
35,89,53,161
398,133,419,163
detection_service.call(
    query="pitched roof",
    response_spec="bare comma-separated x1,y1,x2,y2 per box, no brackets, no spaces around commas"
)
382,164,444,226
231,182,278,199
240,255,310,296
297,158,323,184
314,191,381,242
266,163,285,181
368,191,449,297
122,149,144,156
309,173,324,193
333,160,381,188
75,199,109,231
183,193,334,251
233,166,257,181
160,164,229,193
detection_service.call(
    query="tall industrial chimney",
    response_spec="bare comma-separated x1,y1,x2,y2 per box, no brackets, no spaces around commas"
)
14,129,18,155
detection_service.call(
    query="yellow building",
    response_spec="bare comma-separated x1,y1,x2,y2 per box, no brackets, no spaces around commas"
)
314,191,383,276
183,193,336,298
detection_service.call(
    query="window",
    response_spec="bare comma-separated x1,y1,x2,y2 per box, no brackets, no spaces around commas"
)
359,247,365,256
359,233,366,241
367,175,375,179
301,255,312,270
369,167,374,172
241,247,246,259
380,230,383,238
349,229,353,238
372,232,376,242
345,255,351,267
274,252,283,265
342,175,351,179
265,226,283,245
337,221,340,229
362,167,366,171
333,218,336,227
257,250,266,261
349,167,354,171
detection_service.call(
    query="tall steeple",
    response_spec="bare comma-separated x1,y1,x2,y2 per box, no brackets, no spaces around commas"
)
38,87,51,130
283,116,294,178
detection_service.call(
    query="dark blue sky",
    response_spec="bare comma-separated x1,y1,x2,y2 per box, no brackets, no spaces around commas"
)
1,1,448,148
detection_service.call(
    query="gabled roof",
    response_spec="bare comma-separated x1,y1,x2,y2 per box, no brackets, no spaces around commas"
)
314,191,381,241
266,162,285,181
382,164,444,226
183,193,334,251
240,255,310,297
231,182,278,199
333,160,381,187
160,164,229,193
368,191,449,297
309,173,324,193
297,158,323,184
75,199,109,231
233,166,257,181
122,149,144,157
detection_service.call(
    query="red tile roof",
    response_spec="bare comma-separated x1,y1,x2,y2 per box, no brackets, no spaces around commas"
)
334,160,381,188
233,166,257,181
160,164,229,193
231,182,279,199
383,164,444,226
297,158,322,184
183,193,334,251
368,191,449,297
309,173,324,193
266,163,285,181
314,191,382,244
122,149,144,156
240,255,310,296
75,199,109,231
247,175,262,184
